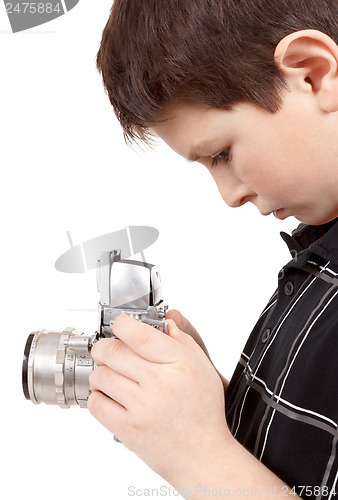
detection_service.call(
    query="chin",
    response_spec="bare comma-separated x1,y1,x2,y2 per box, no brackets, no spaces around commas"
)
294,213,338,226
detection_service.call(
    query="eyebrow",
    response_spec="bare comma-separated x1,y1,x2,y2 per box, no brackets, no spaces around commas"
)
187,140,213,162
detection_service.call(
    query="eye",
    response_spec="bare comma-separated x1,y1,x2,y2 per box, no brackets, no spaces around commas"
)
211,147,231,168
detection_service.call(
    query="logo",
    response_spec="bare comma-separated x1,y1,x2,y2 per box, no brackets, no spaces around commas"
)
55,227,160,274
4,0,79,33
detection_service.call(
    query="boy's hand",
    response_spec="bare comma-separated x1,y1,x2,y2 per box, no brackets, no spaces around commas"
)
88,314,231,486
165,309,210,355
166,309,229,391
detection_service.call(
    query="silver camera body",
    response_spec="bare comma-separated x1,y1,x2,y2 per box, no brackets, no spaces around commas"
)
22,250,168,409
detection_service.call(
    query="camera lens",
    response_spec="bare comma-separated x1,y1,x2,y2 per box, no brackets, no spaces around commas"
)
22,333,35,400
22,329,94,408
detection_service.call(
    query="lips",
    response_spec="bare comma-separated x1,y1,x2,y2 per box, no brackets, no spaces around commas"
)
273,208,288,220
260,208,289,220
259,207,290,220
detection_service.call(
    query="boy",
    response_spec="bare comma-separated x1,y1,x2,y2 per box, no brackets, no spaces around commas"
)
88,1,338,497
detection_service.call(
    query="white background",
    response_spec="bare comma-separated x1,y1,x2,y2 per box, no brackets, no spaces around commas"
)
0,1,296,498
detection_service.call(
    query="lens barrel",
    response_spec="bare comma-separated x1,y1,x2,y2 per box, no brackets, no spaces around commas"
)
22,333,35,400
22,329,95,408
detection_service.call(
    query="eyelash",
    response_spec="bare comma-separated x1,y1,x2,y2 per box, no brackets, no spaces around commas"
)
211,147,231,168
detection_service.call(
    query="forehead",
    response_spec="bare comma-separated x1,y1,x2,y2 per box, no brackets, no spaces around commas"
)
154,103,237,160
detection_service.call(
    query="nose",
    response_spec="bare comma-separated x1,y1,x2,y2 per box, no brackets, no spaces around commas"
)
217,183,256,208
209,167,256,208
226,193,255,208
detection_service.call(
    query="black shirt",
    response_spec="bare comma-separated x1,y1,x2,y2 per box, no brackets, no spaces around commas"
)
226,218,338,499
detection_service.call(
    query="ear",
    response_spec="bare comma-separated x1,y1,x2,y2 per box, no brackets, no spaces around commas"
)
274,30,338,112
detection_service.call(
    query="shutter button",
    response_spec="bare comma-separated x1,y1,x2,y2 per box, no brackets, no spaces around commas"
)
262,329,271,344
284,281,294,296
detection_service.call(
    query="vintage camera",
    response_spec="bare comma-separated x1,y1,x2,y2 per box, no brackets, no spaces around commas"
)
22,250,168,409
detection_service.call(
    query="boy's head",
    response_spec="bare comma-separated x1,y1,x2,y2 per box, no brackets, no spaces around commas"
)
97,1,338,225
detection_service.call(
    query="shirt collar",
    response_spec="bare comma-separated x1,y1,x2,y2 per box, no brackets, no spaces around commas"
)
280,218,338,267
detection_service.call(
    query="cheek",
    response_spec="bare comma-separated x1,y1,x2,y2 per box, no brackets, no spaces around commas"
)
234,146,279,193
235,138,307,201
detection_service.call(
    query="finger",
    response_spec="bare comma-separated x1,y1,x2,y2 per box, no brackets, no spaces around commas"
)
166,309,203,344
167,312,225,383
89,365,139,410
166,309,197,334
112,314,183,363
166,310,211,357
166,319,207,359
91,337,148,383
87,390,126,438
165,309,184,328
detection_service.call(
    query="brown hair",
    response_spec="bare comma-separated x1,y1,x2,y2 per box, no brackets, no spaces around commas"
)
96,0,338,144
